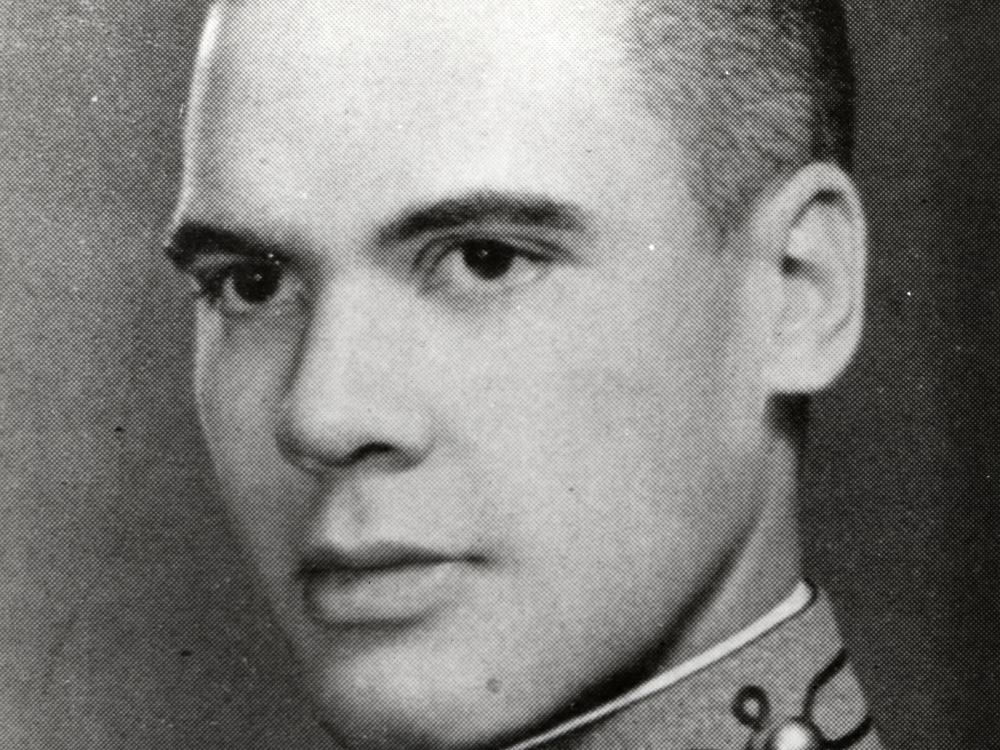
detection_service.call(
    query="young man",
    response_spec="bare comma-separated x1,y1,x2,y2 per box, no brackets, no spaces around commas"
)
166,1,883,748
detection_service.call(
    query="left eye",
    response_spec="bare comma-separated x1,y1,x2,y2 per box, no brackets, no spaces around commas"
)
193,258,303,317
425,238,547,293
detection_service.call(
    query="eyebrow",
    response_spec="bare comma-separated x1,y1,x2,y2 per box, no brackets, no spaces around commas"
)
376,191,593,245
163,223,278,268
164,191,592,267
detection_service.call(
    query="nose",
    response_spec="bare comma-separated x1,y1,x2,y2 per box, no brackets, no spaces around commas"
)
274,276,434,475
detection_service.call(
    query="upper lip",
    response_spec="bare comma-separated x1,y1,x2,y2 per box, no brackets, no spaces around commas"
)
296,542,457,579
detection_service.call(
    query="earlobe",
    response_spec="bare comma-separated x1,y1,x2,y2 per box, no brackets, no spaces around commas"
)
758,163,867,394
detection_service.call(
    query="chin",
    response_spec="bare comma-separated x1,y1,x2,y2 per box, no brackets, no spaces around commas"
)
309,694,524,750
301,654,539,750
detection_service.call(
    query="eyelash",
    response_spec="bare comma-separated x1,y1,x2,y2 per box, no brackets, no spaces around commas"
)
184,252,283,293
188,263,244,302
188,267,225,301
418,236,548,283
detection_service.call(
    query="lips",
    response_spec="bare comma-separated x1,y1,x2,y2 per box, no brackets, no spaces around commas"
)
298,542,455,575
297,542,468,625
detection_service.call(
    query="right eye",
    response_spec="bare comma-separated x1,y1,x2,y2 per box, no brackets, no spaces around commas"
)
192,258,304,317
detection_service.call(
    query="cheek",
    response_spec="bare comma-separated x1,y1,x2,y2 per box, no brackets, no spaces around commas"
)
194,314,292,456
193,314,305,549
449,268,765,562
493,283,734,481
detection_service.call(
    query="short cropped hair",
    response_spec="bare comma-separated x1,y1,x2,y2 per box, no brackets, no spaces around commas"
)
623,0,855,231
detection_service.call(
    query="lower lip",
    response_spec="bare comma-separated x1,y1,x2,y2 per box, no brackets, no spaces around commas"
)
301,562,464,625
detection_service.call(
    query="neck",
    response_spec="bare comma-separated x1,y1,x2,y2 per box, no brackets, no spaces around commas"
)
499,438,804,750
649,435,803,677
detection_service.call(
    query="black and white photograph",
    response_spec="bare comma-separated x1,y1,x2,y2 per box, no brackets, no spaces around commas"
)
0,2,996,749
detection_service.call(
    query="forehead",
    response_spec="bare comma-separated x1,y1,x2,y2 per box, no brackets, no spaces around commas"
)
180,0,697,243
195,0,630,139
207,0,628,83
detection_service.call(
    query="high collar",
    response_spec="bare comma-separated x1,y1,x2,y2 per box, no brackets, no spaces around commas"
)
507,586,883,750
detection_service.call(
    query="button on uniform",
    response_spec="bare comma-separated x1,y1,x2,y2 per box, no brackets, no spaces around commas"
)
764,719,824,750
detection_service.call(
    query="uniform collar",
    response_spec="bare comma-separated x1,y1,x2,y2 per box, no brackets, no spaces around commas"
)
500,584,882,750
503,582,814,750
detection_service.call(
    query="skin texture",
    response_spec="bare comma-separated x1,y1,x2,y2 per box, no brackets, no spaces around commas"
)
169,1,865,748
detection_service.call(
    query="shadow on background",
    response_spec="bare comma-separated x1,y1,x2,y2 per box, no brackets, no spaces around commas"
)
0,2,995,748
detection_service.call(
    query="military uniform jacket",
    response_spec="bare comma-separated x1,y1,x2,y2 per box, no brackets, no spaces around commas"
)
517,587,884,750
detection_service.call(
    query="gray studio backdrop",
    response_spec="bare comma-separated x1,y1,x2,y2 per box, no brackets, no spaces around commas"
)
0,2,996,749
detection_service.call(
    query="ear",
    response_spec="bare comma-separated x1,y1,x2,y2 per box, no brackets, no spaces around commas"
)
751,163,867,394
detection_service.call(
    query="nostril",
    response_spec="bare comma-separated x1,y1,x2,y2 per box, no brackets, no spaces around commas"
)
333,440,428,473
348,442,395,464
274,388,434,474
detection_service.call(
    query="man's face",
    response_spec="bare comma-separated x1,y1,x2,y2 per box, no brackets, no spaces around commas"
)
172,1,776,748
